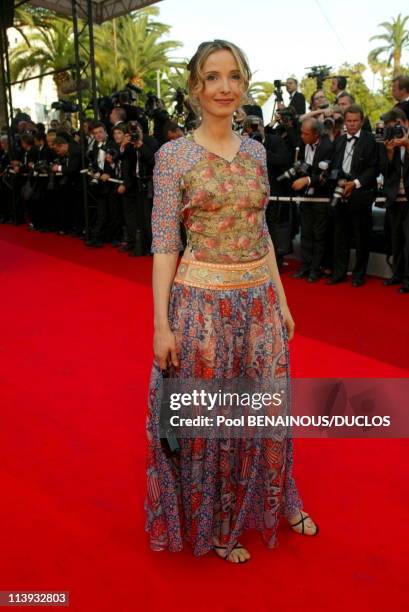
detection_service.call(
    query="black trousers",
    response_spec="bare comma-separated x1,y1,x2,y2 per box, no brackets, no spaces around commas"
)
55,185,74,232
31,179,49,228
265,201,294,259
0,181,13,221
386,202,409,284
92,187,122,242
123,183,152,250
299,202,329,273
332,194,373,280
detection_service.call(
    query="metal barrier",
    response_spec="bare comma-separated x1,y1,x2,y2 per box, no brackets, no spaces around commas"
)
268,196,407,204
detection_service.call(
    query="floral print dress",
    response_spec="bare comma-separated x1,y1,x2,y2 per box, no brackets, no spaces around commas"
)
145,134,303,558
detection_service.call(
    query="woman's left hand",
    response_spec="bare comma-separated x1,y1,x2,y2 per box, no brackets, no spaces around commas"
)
281,303,295,341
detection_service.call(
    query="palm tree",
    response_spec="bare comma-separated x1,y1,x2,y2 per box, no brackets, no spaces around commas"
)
0,6,37,127
94,9,182,97
369,13,409,76
9,18,75,100
248,81,274,106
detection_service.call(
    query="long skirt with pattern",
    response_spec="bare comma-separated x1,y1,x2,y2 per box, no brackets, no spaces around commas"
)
145,277,303,558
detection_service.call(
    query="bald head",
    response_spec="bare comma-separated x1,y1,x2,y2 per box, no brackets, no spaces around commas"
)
301,117,322,144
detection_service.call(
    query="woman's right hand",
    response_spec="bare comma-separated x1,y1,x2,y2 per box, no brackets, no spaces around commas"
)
153,325,179,370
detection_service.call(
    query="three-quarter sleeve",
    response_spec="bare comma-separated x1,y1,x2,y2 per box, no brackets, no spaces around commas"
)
150,143,183,254
251,140,271,240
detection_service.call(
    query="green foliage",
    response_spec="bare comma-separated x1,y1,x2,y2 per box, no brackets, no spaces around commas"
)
5,6,409,126
369,13,409,75
248,81,275,106
10,18,75,97
298,61,398,125
93,9,183,98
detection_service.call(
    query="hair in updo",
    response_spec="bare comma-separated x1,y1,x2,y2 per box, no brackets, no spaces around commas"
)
187,39,252,118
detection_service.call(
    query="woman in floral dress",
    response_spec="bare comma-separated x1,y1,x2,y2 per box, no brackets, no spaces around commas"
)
145,40,319,564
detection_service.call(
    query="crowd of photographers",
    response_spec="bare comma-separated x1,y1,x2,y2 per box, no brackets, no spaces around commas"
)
251,73,409,293
1,73,409,292
0,94,185,256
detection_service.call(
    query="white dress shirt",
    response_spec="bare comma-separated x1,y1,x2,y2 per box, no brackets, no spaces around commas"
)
97,142,106,170
304,141,318,194
342,129,361,188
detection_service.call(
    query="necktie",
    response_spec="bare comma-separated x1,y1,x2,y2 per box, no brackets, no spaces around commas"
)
347,136,358,142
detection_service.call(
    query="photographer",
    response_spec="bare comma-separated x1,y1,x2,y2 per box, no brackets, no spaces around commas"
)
330,76,349,102
32,132,53,232
266,106,301,160
0,134,12,224
12,133,39,226
381,108,409,293
291,118,334,282
86,122,115,246
321,105,345,142
243,115,292,266
51,136,82,235
338,93,372,132
121,121,159,255
109,107,127,132
162,120,184,142
392,74,409,120
286,78,306,115
328,104,378,287
299,89,333,123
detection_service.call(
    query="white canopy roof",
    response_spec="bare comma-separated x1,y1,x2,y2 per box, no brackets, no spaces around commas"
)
27,0,162,24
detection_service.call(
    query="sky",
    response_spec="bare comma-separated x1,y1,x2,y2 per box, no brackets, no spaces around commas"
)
157,0,409,90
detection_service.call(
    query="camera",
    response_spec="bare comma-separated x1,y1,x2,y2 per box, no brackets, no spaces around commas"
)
384,123,405,141
128,121,141,144
51,100,80,113
330,178,347,208
101,145,120,162
32,161,51,176
277,161,311,183
323,116,335,129
111,83,142,107
274,107,296,133
273,79,284,103
305,65,332,89
374,121,385,142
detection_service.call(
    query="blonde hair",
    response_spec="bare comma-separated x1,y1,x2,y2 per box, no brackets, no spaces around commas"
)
187,39,252,119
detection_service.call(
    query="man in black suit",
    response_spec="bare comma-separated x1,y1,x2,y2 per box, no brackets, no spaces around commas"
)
52,136,82,234
286,78,306,116
32,131,54,231
392,74,409,120
291,118,334,282
243,115,292,266
338,93,372,133
121,122,159,255
86,122,115,246
327,104,378,287
381,111,409,293
330,76,349,103
108,107,127,137
11,133,39,225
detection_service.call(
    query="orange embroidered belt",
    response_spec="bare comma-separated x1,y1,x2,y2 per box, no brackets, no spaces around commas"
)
173,255,271,290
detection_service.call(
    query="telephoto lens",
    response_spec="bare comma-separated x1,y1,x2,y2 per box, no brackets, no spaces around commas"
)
330,179,346,208
277,161,302,182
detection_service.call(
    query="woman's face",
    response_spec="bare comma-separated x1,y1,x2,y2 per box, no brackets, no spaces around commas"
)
312,90,327,110
196,49,243,118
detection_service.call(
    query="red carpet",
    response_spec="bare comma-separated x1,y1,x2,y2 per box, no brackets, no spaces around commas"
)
0,225,407,612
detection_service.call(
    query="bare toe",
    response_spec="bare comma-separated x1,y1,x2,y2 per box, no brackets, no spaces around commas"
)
289,510,318,536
